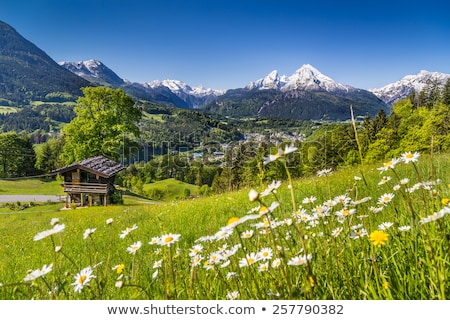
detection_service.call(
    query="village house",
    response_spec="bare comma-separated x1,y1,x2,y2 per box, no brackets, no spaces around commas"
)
53,156,124,207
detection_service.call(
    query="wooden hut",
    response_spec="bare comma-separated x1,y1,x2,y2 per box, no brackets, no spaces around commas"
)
54,156,124,207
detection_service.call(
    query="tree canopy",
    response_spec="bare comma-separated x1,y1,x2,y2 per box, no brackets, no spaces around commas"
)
61,87,141,164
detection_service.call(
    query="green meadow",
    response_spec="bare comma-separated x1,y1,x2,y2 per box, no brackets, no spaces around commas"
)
142,178,201,201
0,151,449,300
0,178,63,195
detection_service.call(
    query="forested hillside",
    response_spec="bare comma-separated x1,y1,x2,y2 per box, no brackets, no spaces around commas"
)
0,21,90,105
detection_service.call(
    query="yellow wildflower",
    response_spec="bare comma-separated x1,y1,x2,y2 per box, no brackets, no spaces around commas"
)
369,230,389,247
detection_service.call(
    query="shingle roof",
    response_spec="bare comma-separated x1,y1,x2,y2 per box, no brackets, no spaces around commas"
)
54,156,125,178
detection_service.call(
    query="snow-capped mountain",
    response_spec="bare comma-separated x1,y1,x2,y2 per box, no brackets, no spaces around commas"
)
246,64,350,92
144,79,225,108
369,70,450,105
246,70,287,90
58,59,124,86
205,64,388,121
59,60,225,109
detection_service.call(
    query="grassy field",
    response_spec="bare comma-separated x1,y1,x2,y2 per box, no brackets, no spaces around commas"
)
143,178,200,201
0,178,64,195
0,151,449,300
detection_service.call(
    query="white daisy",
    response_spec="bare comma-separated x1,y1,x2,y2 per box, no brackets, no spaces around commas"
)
226,291,240,300
400,178,410,185
241,229,254,239
127,241,142,255
377,158,400,172
153,259,163,269
214,227,233,240
271,258,282,268
257,247,273,261
287,254,312,266
350,228,368,239
33,223,65,241
378,176,392,185
71,266,96,293
378,222,394,230
83,228,96,239
377,193,395,206
189,244,203,257
420,209,447,224
248,189,259,202
317,168,333,177
331,227,343,237
258,262,269,272
159,233,181,247
191,255,203,267
398,225,411,232
148,236,161,245
302,196,317,204
119,224,138,239
226,272,237,280
23,264,53,282
238,252,259,267
401,151,420,163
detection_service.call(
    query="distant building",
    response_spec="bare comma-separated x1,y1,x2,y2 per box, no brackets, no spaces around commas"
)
213,151,225,160
53,156,124,207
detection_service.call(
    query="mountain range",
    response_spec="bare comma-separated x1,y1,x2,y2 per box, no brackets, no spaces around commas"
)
1,20,450,120
58,59,450,120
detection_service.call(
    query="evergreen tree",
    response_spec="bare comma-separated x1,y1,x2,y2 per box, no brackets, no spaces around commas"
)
420,79,442,109
442,79,450,106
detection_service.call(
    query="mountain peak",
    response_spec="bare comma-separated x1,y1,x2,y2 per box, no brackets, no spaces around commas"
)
59,59,124,86
146,79,224,97
245,69,287,90
246,64,349,92
369,69,450,105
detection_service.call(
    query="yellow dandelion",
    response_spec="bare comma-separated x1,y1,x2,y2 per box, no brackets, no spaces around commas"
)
116,264,125,274
369,230,389,247
382,282,389,289
442,198,450,206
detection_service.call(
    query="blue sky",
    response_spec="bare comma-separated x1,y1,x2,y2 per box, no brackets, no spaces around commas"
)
2,0,450,90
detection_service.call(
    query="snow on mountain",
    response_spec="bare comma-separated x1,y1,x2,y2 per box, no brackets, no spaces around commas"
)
60,60,225,108
246,64,350,92
144,79,225,108
245,70,287,90
369,70,450,105
58,59,124,86
61,59,449,110
146,79,225,98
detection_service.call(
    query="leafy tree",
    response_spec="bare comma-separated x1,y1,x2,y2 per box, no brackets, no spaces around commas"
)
0,132,37,177
35,136,65,173
61,87,141,164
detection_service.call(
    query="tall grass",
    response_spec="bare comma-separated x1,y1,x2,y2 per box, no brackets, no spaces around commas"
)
0,150,449,300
